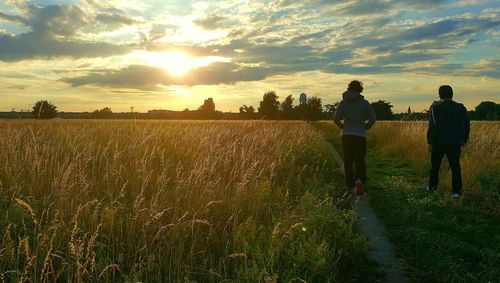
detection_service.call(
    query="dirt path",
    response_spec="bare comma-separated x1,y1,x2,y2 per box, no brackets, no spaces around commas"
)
331,146,409,283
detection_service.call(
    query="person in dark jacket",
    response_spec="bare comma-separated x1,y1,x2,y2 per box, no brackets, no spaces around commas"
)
333,80,377,195
426,85,470,198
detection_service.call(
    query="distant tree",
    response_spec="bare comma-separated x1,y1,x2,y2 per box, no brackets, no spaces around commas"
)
292,96,323,121
31,100,58,119
467,110,476,120
196,98,222,119
371,100,394,120
258,91,280,119
239,105,255,114
198,98,216,112
307,96,323,121
294,104,308,120
475,101,499,120
324,103,339,115
239,105,256,119
281,95,294,119
92,107,113,119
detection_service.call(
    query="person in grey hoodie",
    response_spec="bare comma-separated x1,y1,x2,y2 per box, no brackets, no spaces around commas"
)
333,80,377,195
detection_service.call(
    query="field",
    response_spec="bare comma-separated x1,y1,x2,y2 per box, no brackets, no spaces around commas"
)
366,121,500,282
0,120,498,282
0,120,372,282
313,121,499,282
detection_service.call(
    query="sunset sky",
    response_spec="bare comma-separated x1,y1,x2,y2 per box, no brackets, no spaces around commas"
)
1,0,498,113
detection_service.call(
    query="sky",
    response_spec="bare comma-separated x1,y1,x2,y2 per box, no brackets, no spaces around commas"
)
0,0,499,113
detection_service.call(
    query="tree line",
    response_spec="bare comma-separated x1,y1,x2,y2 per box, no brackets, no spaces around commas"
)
28,96,500,121
242,91,386,121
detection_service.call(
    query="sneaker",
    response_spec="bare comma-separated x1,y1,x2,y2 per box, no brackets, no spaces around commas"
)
451,193,461,199
355,179,364,196
425,186,435,193
339,188,354,202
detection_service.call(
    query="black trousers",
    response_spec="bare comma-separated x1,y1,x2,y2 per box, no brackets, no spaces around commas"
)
428,144,462,194
342,135,367,188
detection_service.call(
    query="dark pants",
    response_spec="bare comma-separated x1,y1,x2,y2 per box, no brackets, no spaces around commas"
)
428,144,462,194
342,135,367,188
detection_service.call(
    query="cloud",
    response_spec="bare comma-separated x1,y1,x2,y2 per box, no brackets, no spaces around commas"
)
401,19,465,41
469,59,500,78
272,0,450,16
0,3,138,62
2,0,28,8
326,64,405,74
95,12,141,26
61,62,271,89
60,4,500,89
335,0,392,15
0,33,132,62
193,14,226,30
2,0,499,86
428,59,500,79
0,11,27,24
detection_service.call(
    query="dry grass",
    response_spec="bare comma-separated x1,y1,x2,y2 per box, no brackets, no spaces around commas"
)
369,121,500,195
0,120,365,282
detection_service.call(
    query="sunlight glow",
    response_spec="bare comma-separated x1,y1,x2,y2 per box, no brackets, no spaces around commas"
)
155,17,228,44
147,51,193,76
124,51,230,76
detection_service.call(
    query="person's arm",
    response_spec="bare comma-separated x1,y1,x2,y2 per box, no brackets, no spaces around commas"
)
333,102,344,129
364,102,376,129
463,105,470,145
427,104,437,151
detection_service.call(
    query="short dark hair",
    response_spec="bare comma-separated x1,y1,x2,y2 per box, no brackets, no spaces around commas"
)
439,85,453,99
348,80,363,93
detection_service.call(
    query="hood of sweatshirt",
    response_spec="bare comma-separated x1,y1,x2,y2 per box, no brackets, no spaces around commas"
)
342,90,364,102
431,99,463,116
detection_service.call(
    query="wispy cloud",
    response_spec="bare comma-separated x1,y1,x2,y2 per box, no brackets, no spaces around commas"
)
193,14,226,30
0,2,139,61
61,62,271,89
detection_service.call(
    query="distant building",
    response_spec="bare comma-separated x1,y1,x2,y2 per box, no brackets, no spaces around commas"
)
299,93,307,104
407,106,412,114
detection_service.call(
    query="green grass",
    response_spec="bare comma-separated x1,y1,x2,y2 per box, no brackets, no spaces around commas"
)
313,121,500,283
367,155,500,282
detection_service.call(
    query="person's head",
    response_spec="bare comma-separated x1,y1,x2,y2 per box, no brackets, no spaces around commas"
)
348,80,364,93
438,85,453,99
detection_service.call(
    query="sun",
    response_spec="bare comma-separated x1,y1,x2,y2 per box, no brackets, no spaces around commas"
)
123,51,231,77
123,51,194,76
145,51,195,76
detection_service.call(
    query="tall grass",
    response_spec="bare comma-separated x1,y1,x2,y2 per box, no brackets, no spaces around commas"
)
369,121,500,212
0,120,367,282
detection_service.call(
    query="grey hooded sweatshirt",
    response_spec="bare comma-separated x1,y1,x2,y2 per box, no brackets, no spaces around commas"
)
333,90,376,137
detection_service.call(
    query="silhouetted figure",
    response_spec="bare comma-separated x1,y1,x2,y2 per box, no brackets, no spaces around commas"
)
426,85,470,198
333,80,376,195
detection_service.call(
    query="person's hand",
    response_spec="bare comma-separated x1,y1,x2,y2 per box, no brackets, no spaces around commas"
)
428,144,432,152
